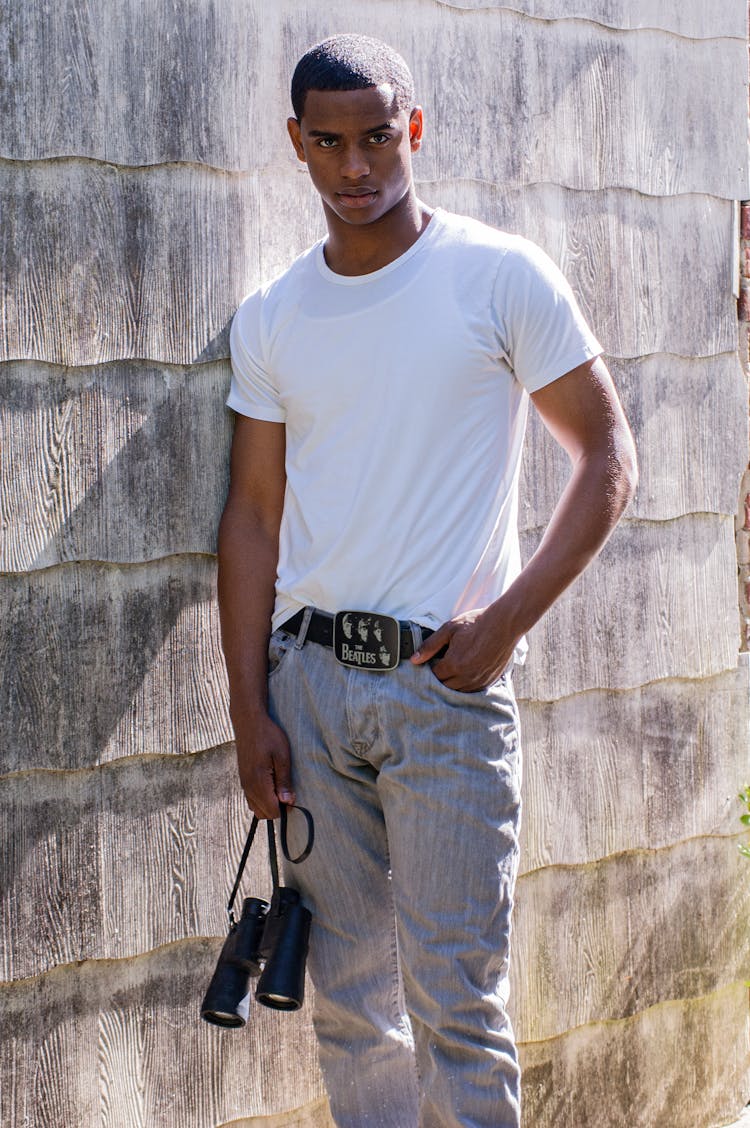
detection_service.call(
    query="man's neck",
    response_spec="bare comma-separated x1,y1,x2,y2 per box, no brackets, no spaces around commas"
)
322,191,433,277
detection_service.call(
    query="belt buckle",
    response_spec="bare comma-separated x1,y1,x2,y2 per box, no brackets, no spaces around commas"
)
333,611,400,672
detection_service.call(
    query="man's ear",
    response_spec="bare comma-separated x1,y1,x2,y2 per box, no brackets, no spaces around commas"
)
408,107,424,153
287,117,306,162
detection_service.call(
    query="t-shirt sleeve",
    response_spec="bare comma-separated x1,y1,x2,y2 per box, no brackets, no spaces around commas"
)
492,237,602,394
227,288,286,422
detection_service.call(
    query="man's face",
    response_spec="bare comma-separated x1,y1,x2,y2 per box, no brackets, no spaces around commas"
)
287,85,423,229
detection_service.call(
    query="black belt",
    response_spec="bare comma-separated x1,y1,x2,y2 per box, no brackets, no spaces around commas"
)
280,608,433,663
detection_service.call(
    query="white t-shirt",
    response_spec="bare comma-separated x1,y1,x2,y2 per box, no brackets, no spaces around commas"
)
228,209,601,648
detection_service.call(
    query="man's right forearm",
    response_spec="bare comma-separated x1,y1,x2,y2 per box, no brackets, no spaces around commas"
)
217,497,279,723
218,495,295,817
218,415,291,817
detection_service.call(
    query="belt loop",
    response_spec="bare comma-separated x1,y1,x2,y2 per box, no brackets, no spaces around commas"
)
409,621,423,654
294,606,315,649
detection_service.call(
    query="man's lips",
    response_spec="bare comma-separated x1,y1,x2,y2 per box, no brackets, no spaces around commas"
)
336,188,378,208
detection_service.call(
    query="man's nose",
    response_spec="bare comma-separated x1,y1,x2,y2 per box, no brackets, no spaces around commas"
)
341,144,370,179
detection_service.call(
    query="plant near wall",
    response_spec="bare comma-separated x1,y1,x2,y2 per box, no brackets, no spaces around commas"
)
739,788,750,858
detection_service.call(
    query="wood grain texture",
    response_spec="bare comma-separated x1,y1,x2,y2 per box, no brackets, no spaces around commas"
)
0,160,322,366
0,941,324,1127
518,662,750,870
1,747,248,981
215,1100,334,1128
0,162,735,366
2,966,746,1128
0,0,272,167
515,514,740,699
0,360,232,571
519,353,749,530
0,557,232,775
433,0,747,39
1,2,745,199
518,983,750,1128
406,9,748,197
510,835,750,1041
9,663,746,982
2,909,746,1126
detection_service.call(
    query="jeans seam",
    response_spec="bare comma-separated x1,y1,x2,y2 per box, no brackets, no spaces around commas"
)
387,847,421,1100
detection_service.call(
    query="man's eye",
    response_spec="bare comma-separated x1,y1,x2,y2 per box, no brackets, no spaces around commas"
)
369,134,390,145
318,138,337,148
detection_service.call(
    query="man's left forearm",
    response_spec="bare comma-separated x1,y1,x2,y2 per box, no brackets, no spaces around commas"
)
490,439,638,645
412,358,638,690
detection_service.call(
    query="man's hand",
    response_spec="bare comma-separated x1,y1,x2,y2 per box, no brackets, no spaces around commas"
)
234,711,296,820
410,604,518,692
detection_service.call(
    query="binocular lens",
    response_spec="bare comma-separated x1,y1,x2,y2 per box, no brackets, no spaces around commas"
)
200,957,251,1027
256,901,312,1011
200,897,269,1027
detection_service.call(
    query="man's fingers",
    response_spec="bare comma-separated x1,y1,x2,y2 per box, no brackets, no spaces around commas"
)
237,724,294,819
410,624,453,665
273,746,296,807
241,766,280,819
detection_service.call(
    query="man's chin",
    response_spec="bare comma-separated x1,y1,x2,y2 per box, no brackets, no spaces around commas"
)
332,202,386,226
322,191,407,229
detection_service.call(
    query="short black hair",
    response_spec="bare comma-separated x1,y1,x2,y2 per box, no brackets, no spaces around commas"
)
291,34,416,121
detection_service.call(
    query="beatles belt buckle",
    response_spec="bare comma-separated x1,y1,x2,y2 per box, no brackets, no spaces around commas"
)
333,611,401,672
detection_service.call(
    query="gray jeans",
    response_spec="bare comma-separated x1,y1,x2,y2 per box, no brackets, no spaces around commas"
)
268,622,522,1128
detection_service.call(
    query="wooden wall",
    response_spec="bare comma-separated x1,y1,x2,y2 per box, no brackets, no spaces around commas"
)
2,2,748,1125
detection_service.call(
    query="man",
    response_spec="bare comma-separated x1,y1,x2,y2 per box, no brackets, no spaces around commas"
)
218,33,637,1128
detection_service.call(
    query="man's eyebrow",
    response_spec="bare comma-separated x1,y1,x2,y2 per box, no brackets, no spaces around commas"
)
306,122,397,138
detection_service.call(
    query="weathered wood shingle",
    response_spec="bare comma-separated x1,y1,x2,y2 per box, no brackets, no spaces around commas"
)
0,360,233,571
0,557,232,774
2,2,745,196
0,941,324,1127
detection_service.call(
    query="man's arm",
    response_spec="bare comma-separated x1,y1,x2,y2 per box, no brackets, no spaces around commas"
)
412,356,638,690
217,414,293,818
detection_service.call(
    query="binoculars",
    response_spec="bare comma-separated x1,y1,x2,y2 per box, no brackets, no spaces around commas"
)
201,806,314,1028
201,887,311,1023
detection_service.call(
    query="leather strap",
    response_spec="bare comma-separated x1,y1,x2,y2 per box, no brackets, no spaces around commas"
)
227,814,259,923
226,804,315,923
280,802,315,864
281,608,432,660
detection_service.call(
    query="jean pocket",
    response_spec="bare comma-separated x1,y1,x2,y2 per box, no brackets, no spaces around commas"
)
267,629,295,678
428,665,510,698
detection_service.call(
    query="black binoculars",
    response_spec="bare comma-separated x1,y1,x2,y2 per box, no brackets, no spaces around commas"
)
201,806,314,1028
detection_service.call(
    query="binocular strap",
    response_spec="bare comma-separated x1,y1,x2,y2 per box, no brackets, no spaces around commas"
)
227,804,315,925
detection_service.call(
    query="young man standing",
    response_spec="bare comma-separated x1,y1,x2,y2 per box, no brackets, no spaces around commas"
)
218,34,637,1128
